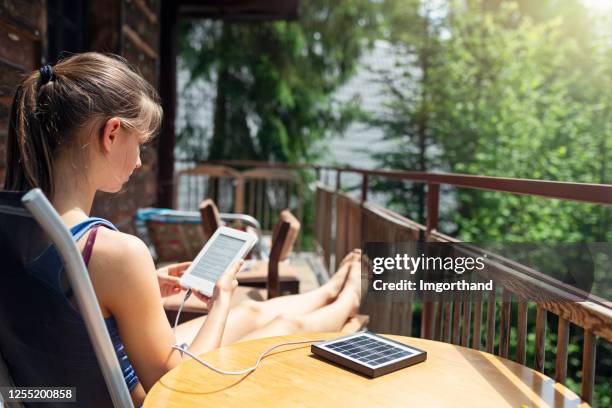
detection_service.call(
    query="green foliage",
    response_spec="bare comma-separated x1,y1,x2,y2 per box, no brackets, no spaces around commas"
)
364,0,611,243
178,0,381,163
363,1,611,405
428,1,611,242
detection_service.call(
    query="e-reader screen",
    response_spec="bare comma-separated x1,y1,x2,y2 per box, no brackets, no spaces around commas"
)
190,234,246,281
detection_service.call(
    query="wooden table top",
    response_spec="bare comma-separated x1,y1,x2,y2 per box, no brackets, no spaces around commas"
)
144,332,588,408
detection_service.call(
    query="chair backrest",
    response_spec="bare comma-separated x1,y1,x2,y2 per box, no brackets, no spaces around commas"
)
199,200,299,261
271,210,300,262
0,351,22,407
199,199,222,240
0,189,133,408
267,210,301,299
135,208,205,263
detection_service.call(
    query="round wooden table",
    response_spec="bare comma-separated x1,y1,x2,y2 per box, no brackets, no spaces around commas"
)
144,333,588,408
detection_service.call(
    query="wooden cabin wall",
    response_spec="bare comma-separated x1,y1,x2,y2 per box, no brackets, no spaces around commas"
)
0,0,161,232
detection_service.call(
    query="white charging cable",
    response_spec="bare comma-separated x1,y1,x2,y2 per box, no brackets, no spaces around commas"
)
172,289,192,335
172,289,323,375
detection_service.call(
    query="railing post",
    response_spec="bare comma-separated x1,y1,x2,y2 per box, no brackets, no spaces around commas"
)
234,176,245,214
499,289,511,358
361,174,368,203
358,172,368,323
486,286,496,354
211,177,220,205
421,182,439,340
581,330,596,405
333,169,343,269
426,182,440,236
534,306,547,372
555,318,569,384
516,301,528,364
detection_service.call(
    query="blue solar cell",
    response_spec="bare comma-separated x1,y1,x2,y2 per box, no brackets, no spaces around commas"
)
322,334,419,367
312,332,427,378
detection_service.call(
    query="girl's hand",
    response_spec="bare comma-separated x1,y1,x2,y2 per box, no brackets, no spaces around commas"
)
192,260,243,307
156,262,191,298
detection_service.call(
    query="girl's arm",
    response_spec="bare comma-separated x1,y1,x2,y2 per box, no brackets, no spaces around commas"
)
186,266,240,352
87,228,238,392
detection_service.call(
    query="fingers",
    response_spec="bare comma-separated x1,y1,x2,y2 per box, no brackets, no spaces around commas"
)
226,260,244,279
212,260,243,296
168,261,192,277
162,274,182,286
192,289,211,304
192,290,214,309
166,276,183,294
220,260,243,286
158,274,183,297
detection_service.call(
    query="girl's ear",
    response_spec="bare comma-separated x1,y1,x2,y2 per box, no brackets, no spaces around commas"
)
100,117,121,153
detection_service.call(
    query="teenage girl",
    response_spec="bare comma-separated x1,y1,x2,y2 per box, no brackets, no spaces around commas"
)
4,52,361,406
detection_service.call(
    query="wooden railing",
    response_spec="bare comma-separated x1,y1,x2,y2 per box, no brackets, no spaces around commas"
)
172,159,612,405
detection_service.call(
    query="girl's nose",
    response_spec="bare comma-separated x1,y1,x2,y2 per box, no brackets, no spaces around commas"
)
135,155,142,169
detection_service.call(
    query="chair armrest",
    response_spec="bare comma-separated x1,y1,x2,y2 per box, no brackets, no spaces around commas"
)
219,213,261,232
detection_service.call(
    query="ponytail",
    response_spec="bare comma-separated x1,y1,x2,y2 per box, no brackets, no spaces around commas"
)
4,70,56,197
3,53,162,199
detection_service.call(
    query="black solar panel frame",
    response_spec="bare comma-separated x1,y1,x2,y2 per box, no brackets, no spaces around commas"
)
311,331,427,378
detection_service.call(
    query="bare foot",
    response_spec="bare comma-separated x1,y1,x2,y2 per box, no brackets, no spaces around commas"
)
338,249,361,269
321,250,362,302
323,261,352,300
338,261,362,317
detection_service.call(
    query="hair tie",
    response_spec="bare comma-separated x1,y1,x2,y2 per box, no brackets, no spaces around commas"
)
39,64,55,85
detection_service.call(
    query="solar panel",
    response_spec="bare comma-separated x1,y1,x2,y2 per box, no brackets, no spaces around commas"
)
311,331,427,378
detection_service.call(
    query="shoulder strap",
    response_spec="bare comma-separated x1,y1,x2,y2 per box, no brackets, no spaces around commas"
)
82,225,101,267
63,218,117,298
71,217,118,241
71,217,118,267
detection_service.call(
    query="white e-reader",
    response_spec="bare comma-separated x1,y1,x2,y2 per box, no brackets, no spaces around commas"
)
180,226,257,297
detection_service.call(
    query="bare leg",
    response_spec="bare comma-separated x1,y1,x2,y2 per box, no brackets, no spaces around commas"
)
175,284,358,345
237,262,361,341
229,249,359,329
243,252,359,313
176,256,359,345
219,260,356,344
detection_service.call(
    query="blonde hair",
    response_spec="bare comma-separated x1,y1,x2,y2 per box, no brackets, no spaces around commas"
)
4,52,162,198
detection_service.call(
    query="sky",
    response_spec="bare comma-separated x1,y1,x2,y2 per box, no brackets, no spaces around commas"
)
581,0,612,13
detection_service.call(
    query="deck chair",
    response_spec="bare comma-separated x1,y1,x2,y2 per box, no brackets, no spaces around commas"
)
199,200,301,296
135,207,261,263
0,189,133,407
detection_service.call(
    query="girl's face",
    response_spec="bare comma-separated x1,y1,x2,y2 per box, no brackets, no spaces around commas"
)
98,122,144,193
